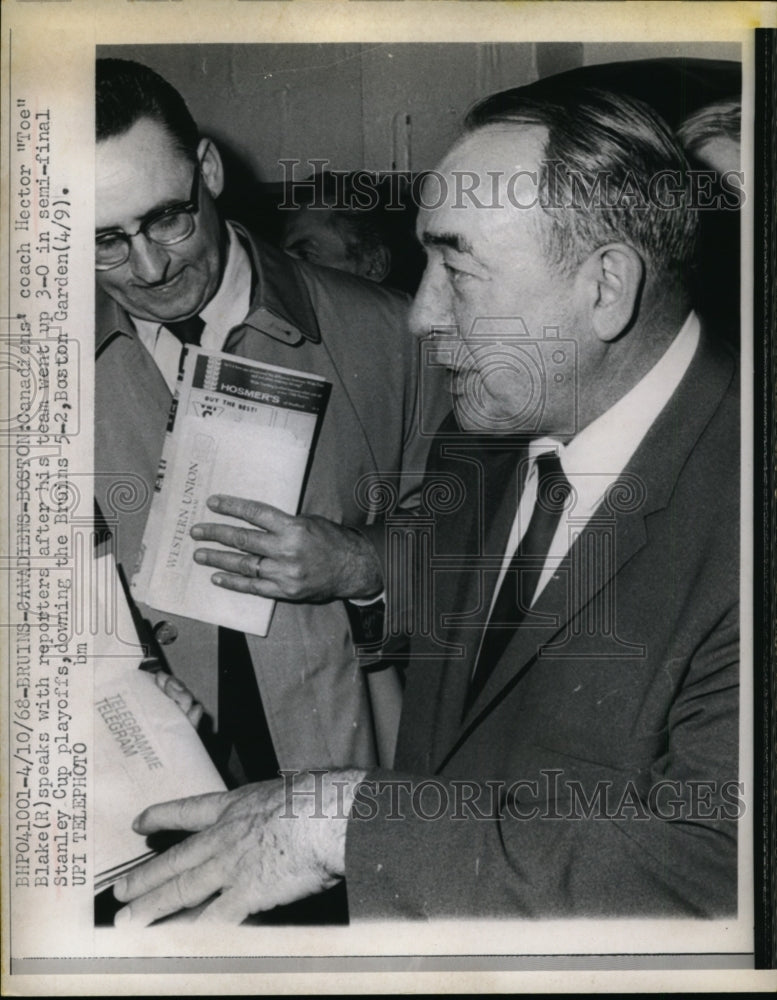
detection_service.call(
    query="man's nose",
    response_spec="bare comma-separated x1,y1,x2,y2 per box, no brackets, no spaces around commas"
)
408,267,450,340
128,235,171,283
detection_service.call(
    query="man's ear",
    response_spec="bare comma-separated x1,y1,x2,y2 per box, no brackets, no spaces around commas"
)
359,245,391,283
580,244,644,342
197,137,224,200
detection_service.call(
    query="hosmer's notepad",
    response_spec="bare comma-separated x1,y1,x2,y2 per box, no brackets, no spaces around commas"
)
131,348,330,635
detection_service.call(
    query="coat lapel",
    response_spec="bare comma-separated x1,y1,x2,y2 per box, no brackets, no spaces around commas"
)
423,434,529,762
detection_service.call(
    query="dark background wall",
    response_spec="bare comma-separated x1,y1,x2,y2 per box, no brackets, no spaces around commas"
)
99,40,742,306
100,41,740,182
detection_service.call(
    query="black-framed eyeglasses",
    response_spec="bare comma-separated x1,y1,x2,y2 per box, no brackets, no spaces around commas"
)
95,165,201,270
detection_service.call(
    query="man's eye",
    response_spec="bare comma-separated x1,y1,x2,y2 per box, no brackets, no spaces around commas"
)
96,234,125,251
284,243,315,262
444,263,468,283
148,211,190,238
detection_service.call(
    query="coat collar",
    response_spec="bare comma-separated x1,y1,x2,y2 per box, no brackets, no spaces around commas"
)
95,220,321,356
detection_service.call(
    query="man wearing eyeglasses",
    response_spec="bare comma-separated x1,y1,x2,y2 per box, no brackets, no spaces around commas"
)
94,58,439,813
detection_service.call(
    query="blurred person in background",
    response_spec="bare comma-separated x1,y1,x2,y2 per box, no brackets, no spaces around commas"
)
279,170,426,295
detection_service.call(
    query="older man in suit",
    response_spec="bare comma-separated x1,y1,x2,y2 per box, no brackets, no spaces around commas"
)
112,81,739,924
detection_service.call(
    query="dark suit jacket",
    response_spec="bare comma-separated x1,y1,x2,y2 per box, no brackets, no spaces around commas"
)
346,330,739,918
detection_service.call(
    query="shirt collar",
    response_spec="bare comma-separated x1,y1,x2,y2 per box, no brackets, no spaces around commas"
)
95,220,321,353
200,223,252,336
527,312,701,507
129,223,250,350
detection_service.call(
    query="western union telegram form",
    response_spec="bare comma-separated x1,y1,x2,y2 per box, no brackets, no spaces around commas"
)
131,349,331,635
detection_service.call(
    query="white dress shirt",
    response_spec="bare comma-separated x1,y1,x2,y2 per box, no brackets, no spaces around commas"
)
132,223,252,392
492,311,701,612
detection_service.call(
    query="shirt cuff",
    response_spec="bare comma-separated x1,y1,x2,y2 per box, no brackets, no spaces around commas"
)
349,592,386,608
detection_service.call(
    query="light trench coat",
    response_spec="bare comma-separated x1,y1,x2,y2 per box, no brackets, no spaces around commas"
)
94,225,446,770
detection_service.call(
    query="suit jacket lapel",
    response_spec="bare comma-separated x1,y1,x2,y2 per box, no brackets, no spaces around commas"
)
422,434,529,763
437,333,736,768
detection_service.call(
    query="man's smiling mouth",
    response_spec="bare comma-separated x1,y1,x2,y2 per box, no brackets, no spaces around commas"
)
137,268,188,292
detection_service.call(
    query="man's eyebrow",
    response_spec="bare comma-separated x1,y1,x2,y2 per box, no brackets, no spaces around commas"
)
421,231,476,256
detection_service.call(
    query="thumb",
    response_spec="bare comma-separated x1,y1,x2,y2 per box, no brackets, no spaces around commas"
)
133,790,231,834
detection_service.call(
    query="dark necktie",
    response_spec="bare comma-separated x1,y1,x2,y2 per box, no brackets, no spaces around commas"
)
468,450,571,707
165,314,205,346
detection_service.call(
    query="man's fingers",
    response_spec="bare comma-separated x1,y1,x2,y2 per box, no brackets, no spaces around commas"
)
195,887,253,925
115,825,220,902
155,672,185,699
133,790,232,835
190,521,276,556
170,686,194,713
195,549,315,601
115,857,225,927
207,571,286,599
205,494,293,532
193,547,280,580
153,672,201,727
196,872,333,925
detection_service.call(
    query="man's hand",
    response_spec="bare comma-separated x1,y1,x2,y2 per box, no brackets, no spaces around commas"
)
113,769,365,926
153,670,204,729
190,495,383,602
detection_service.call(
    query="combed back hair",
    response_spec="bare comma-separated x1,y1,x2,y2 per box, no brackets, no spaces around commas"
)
677,99,741,153
96,58,199,161
466,83,698,282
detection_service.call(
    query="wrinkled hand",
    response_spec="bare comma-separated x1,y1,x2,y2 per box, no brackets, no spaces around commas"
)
153,670,204,729
190,495,383,602
113,769,365,926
